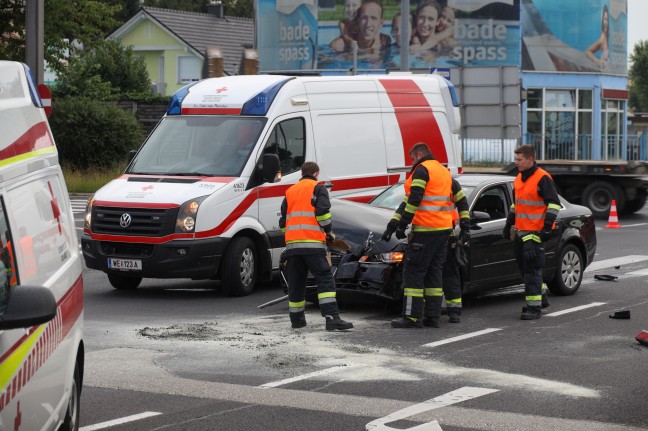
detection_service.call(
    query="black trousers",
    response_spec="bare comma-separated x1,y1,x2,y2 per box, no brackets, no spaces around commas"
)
401,230,449,319
441,236,462,315
514,238,545,308
286,253,339,318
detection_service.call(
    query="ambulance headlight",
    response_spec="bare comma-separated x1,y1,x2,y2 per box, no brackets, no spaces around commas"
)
84,196,94,229
176,196,207,233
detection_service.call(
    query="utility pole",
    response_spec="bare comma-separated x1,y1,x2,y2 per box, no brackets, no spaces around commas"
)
400,0,410,72
26,0,45,84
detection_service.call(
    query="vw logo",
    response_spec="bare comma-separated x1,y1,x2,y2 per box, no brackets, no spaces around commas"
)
120,213,132,228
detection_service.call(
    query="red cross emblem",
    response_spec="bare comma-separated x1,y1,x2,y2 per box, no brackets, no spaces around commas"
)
142,185,154,191
215,86,228,93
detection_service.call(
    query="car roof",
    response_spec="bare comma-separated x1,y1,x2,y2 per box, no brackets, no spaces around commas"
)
456,173,516,187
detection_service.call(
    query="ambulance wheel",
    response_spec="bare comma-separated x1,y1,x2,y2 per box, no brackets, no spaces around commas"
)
59,361,81,431
108,273,142,290
221,237,256,297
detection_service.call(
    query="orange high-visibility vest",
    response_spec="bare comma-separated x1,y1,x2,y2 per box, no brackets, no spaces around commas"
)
514,168,552,231
404,160,453,230
19,235,37,280
6,240,17,286
285,179,326,244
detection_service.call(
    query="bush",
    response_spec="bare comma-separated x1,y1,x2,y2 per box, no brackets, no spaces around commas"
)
49,97,144,170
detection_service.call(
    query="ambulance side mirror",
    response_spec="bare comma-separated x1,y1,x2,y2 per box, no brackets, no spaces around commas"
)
0,286,57,330
260,154,281,183
128,150,137,164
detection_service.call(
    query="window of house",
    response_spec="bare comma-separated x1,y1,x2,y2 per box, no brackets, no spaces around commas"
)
178,56,202,84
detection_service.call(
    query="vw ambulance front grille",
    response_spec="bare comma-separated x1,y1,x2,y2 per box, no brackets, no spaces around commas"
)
92,206,178,236
100,242,154,257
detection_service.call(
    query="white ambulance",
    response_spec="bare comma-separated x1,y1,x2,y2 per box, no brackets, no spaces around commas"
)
82,74,461,295
0,61,83,430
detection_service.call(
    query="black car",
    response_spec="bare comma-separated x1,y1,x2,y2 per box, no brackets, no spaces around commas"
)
284,174,597,303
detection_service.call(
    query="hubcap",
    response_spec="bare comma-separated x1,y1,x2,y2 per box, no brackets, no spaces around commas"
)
561,250,582,290
240,247,254,286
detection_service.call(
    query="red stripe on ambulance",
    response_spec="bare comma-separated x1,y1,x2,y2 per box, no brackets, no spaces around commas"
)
0,122,54,160
378,79,447,165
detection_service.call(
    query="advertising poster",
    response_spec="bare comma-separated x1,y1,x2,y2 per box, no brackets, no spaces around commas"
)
521,0,627,74
257,0,318,70
316,0,520,71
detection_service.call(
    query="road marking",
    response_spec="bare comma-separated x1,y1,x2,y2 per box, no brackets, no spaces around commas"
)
545,302,606,317
422,328,502,348
258,365,347,388
584,255,648,273
626,268,648,276
619,223,648,228
80,412,162,431
365,387,499,430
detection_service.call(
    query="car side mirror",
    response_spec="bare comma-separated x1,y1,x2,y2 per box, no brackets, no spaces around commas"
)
260,154,281,183
127,150,137,164
0,286,57,330
472,210,491,224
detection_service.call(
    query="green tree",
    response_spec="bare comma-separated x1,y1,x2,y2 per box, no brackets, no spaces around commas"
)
629,41,648,112
0,0,121,76
54,40,151,100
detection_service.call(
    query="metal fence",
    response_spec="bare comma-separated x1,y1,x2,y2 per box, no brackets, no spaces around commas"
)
462,134,648,166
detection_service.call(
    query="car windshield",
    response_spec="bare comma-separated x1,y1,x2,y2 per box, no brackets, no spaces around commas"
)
369,183,476,210
127,116,267,176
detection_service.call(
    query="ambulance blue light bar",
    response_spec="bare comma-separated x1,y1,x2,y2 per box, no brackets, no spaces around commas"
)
241,78,292,116
447,81,459,107
167,82,199,115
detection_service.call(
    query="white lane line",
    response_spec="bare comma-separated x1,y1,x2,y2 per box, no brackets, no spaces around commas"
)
365,387,499,430
584,255,648,273
80,412,162,431
627,268,648,276
258,365,347,389
545,302,606,317
422,328,502,348
619,223,648,228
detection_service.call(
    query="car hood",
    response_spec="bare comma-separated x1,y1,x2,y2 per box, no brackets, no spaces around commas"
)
331,198,401,254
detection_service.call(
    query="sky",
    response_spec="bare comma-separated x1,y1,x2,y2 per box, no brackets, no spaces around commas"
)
628,0,648,57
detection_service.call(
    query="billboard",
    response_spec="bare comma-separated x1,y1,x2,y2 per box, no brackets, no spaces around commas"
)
521,0,627,74
257,0,318,70
258,0,520,71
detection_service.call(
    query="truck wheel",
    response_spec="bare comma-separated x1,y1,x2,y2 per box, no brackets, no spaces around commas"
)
221,237,256,296
108,273,142,290
582,181,624,218
547,244,583,296
59,361,81,431
620,190,647,215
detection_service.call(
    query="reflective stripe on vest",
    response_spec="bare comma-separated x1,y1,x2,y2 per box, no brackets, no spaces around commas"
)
285,179,326,244
514,168,552,231
404,160,453,230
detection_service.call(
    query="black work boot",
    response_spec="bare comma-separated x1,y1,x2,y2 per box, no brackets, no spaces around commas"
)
447,309,461,323
391,316,423,328
521,306,542,320
522,294,550,312
325,315,353,331
423,317,440,328
290,312,307,329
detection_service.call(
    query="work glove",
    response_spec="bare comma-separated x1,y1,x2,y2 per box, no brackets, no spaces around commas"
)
540,227,552,243
326,232,336,244
395,225,408,240
458,229,470,246
523,240,537,262
502,223,512,240
381,219,398,242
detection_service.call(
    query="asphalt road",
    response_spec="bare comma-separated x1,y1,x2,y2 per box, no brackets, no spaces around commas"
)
72,198,648,431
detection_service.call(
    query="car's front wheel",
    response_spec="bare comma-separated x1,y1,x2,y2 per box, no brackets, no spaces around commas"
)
547,243,583,295
58,361,81,431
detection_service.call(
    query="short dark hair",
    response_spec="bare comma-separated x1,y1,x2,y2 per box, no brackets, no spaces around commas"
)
409,142,432,157
514,144,536,160
301,161,320,176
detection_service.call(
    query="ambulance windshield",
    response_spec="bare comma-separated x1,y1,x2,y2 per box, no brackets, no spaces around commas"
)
127,116,267,177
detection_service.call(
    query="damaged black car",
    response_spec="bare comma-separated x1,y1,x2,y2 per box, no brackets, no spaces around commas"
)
281,174,597,303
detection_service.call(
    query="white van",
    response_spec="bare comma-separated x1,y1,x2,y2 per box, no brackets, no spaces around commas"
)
82,74,461,295
0,61,83,430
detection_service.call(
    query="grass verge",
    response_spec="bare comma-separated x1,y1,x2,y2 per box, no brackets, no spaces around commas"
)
63,165,124,194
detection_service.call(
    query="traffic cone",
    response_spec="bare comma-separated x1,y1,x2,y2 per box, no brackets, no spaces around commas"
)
605,199,622,228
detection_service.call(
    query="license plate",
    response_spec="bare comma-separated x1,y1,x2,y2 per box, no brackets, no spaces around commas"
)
108,258,142,270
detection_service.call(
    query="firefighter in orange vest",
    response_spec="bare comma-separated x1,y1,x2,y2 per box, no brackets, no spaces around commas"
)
382,142,459,328
440,178,471,323
503,145,561,320
279,161,354,331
